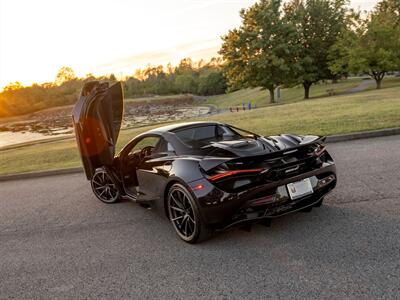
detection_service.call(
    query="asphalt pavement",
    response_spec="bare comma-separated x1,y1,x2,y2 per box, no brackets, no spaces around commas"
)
0,135,399,299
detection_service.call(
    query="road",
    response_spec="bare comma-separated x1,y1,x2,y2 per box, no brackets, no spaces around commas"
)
1,136,399,299
345,79,375,93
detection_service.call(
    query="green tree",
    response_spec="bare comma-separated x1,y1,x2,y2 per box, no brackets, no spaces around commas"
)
3,81,23,91
220,0,297,103
84,73,96,82
175,58,195,75
174,74,198,94
197,71,227,95
109,73,117,81
330,0,400,89
55,66,76,85
376,0,400,22
327,9,364,80
284,0,349,98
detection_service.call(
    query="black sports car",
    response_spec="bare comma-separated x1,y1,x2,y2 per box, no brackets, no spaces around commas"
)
72,81,337,243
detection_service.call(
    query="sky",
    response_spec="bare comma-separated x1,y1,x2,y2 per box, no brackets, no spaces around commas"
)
0,0,379,89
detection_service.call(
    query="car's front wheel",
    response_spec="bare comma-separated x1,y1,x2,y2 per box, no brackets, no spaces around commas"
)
90,168,120,204
167,183,211,243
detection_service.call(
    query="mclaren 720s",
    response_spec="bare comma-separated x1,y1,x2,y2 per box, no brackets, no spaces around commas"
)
72,81,337,243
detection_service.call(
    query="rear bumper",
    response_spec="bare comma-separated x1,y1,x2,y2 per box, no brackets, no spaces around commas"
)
219,179,335,230
191,162,336,228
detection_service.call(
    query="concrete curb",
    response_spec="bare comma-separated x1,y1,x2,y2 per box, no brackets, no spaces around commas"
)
1,127,399,182
0,167,83,182
325,127,400,143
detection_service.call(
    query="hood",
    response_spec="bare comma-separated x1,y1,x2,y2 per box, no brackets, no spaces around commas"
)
72,81,123,179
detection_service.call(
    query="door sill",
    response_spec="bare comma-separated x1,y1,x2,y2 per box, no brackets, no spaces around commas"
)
122,192,138,202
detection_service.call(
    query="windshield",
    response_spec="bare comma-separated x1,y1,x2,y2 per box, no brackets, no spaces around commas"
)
174,125,244,147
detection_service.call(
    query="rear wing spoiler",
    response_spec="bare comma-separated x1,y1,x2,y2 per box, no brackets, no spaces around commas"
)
199,135,326,172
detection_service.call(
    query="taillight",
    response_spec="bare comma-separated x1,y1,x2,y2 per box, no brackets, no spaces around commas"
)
207,169,263,182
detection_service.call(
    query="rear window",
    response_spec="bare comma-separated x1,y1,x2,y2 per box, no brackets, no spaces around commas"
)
176,126,216,142
174,125,242,147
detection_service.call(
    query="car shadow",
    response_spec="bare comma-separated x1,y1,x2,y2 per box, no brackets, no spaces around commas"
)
112,196,399,252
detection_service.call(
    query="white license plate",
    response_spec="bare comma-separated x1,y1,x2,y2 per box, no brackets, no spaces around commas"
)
287,178,313,200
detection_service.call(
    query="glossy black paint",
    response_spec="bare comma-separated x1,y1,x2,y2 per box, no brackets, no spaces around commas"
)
72,81,123,179
72,82,337,230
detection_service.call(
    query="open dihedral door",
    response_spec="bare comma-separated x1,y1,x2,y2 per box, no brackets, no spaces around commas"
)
72,81,123,179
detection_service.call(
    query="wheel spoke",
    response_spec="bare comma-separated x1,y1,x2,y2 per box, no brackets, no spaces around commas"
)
183,217,189,236
180,195,186,209
170,205,185,213
187,218,193,233
171,215,184,222
180,216,186,235
92,179,102,186
187,215,195,224
95,186,106,191
93,184,103,189
176,190,184,203
171,195,184,209
183,195,191,211
183,195,189,210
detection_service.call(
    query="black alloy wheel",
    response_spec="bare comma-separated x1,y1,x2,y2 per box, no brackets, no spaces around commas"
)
91,169,120,203
167,183,211,243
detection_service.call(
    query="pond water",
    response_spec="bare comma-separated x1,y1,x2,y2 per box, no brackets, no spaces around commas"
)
0,105,214,149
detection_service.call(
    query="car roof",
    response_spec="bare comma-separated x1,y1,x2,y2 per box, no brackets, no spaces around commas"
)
146,121,224,134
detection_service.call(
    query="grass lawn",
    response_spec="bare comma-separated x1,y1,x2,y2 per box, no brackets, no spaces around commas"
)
1,81,400,175
204,78,363,109
205,84,400,136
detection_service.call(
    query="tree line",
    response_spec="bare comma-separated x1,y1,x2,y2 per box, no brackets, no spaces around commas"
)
220,0,400,102
0,58,227,117
124,57,227,97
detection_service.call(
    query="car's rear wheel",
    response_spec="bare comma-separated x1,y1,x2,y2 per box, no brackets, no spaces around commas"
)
167,183,211,243
91,169,120,203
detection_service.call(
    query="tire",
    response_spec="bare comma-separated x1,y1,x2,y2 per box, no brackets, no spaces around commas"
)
313,197,324,207
91,168,120,204
167,183,212,243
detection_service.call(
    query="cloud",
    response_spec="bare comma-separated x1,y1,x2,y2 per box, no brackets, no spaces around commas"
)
92,39,221,75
